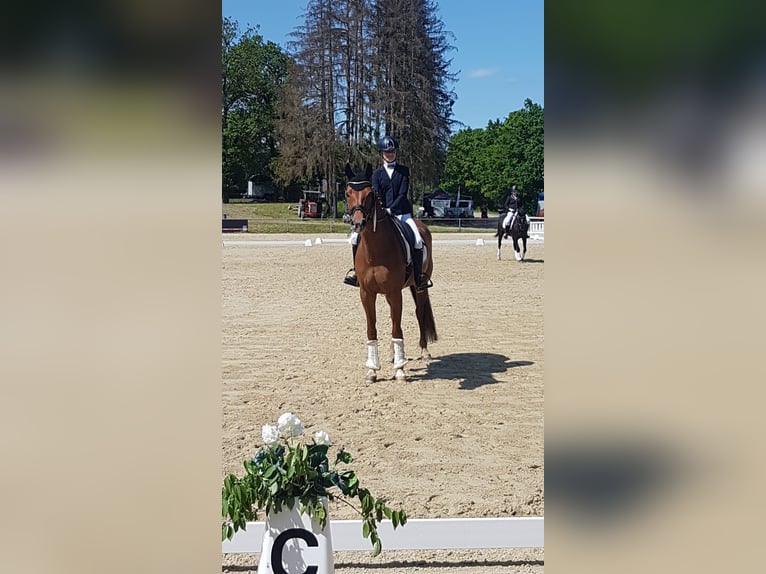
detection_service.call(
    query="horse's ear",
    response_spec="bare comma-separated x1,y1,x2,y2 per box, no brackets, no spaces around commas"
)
364,163,373,181
345,162,355,180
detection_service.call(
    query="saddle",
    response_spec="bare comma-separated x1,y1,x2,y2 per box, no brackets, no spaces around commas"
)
389,215,417,281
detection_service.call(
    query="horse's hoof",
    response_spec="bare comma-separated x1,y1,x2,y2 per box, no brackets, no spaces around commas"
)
515,251,522,261
394,368,407,381
365,369,377,384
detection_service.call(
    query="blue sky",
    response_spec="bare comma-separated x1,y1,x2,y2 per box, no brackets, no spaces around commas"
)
222,0,543,131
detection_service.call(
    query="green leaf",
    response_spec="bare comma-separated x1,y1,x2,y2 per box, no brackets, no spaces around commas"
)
372,538,382,557
392,511,399,528
360,492,373,514
335,449,353,465
362,521,371,539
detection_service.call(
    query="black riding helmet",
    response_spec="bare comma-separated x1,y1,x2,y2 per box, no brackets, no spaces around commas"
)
377,135,399,152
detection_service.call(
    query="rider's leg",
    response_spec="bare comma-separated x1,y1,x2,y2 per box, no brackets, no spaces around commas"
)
509,211,518,233
503,210,514,237
400,214,423,249
343,232,359,286
400,215,428,290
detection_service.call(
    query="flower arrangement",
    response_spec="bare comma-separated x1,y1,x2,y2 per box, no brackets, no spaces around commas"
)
222,413,407,556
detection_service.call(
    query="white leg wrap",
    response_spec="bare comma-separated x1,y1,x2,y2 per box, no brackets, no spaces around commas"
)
366,340,381,370
392,338,408,369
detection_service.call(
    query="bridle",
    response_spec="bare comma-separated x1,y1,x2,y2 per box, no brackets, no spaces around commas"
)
345,179,379,232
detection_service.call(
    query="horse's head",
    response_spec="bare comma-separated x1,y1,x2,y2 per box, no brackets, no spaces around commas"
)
344,162,375,233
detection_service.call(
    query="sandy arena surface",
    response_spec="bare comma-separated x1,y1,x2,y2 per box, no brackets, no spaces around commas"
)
222,233,544,573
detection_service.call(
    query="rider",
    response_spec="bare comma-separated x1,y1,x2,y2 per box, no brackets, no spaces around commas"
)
501,185,530,238
343,135,429,291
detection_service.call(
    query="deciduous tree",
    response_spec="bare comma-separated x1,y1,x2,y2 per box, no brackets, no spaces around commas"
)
222,17,290,199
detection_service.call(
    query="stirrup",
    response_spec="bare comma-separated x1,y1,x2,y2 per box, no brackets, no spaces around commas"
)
343,269,358,287
415,277,433,293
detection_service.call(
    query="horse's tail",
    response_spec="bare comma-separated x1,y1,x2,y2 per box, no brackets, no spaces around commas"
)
410,287,438,349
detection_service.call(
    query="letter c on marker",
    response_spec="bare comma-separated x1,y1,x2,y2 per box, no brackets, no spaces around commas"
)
270,528,319,574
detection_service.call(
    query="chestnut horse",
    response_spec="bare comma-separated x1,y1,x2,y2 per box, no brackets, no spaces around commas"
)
344,163,437,383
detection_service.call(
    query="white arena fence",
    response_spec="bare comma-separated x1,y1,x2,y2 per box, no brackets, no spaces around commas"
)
528,217,544,238
222,516,544,553
222,218,544,248
222,217,545,238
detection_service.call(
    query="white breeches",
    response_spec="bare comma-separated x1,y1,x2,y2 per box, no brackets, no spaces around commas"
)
397,214,423,249
349,231,359,245
502,210,530,228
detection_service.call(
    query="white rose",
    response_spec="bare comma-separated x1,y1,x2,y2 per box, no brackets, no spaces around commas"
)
277,412,304,438
313,430,331,446
261,424,280,445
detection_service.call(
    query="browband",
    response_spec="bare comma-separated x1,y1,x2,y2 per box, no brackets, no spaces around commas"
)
347,180,371,191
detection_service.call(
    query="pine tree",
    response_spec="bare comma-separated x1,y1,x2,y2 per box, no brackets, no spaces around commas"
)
275,0,456,210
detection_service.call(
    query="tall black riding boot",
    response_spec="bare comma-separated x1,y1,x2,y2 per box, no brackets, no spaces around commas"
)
412,247,428,292
343,243,359,287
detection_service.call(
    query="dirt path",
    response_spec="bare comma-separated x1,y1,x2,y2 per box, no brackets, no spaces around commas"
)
222,233,544,572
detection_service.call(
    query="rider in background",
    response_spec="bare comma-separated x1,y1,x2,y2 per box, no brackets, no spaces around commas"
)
502,185,530,238
343,135,428,291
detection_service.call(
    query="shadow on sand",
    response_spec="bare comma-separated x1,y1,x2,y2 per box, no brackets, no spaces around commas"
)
407,352,533,389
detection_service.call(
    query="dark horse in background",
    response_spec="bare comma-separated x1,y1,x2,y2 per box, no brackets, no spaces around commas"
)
344,163,437,383
495,208,530,261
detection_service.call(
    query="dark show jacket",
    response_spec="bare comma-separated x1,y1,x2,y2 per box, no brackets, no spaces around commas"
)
372,163,412,216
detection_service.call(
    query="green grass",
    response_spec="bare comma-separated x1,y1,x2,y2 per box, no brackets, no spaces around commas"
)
222,201,295,220
221,201,500,234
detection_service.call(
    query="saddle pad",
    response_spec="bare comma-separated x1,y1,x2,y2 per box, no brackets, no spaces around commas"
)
391,216,415,264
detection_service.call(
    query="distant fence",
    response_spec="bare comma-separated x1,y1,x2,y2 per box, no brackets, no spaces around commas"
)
227,217,544,236
222,219,249,232
529,218,545,238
